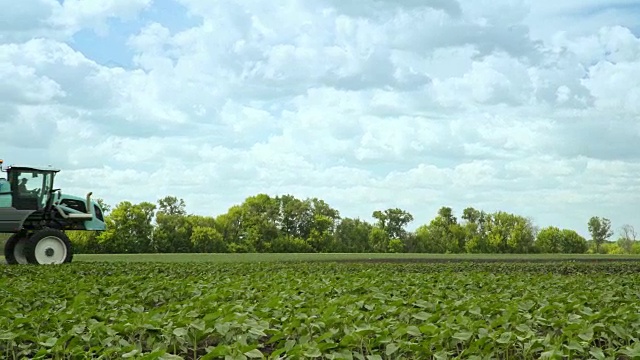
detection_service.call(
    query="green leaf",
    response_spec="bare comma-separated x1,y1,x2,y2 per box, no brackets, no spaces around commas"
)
419,323,438,334
244,349,264,358
406,326,421,336
249,328,267,337
385,343,399,355
71,324,86,334
539,349,558,359
285,340,296,351
190,319,206,331
564,340,583,352
0,332,16,340
589,348,605,360
578,327,594,341
412,311,430,321
139,349,168,359
619,344,640,358
203,345,230,358
468,306,482,316
122,349,139,358
453,331,473,342
39,337,58,347
159,355,184,360
215,323,230,335
496,332,512,344
172,327,188,337
303,347,322,358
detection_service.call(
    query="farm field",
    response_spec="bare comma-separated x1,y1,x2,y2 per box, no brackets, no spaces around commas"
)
2,258,640,358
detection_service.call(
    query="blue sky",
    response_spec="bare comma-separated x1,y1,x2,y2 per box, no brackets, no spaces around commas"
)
2,0,640,239
69,0,198,68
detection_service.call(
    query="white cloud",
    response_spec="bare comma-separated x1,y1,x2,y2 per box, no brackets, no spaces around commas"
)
582,60,640,114
2,0,640,238
49,0,153,36
0,0,151,43
525,0,640,40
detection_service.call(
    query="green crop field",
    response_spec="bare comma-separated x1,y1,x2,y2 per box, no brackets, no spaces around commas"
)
2,258,640,359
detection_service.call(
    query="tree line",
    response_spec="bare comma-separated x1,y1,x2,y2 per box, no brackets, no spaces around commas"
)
69,194,638,255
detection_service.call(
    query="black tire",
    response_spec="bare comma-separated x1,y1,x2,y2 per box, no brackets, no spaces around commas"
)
24,229,73,265
4,232,29,265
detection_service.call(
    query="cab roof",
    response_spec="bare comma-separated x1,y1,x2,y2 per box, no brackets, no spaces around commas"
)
6,165,61,173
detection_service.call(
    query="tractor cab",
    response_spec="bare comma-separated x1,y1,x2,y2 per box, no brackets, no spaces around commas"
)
0,162,59,211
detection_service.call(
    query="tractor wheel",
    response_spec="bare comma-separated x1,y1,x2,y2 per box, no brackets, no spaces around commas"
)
4,233,29,265
24,229,73,265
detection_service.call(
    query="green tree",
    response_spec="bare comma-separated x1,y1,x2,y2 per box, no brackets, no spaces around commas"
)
415,207,465,253
372,208,414,243
276,195,313,239
415,225,446,253
437,207,457,224
186,214,217,229
617,224,637,254
191,226,226,253
157,196,186,216
369,227,389,253
68,193,614,257
270,236,314,252
212,194,281,253
152,196,191,252
388,238,404,253
461,207,481,223
307,214,336,252
67,230,100,254
239,194,281,252
215,205,245,247
535,226,562,253
309,198,340,227
333,218,373,252
588,216,613,253
484,211,536,253
461,207,490,253
560,229,588,254
97,201,156,253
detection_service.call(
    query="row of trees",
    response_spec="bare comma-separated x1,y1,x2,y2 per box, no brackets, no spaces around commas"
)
69,194,638,254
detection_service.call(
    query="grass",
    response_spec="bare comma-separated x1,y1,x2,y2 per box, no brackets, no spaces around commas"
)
3,252,640,264
73,252,640,263
16,252,640,264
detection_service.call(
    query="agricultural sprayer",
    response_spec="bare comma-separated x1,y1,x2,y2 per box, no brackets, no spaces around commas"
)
0,160,106,265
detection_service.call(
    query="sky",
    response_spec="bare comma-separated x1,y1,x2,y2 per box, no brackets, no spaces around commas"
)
1,0,639,239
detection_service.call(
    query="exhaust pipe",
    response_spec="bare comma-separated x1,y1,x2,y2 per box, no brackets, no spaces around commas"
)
86,192,92,212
